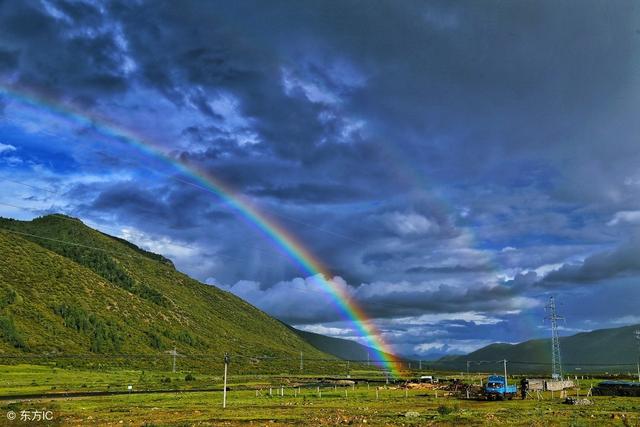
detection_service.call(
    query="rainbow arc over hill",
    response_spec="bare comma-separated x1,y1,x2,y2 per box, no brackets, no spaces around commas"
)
0,83,400,376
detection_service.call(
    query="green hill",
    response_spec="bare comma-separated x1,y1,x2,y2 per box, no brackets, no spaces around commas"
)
0,214,337,373
433,324,640,374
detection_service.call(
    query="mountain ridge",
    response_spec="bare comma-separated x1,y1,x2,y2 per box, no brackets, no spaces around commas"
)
431,323,640,373
287,324,397,363
0,214,338,372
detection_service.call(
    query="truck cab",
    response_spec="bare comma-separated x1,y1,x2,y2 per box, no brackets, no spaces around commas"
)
484,375,517,400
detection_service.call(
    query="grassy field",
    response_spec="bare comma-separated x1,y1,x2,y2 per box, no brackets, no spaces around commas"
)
0,365,638,426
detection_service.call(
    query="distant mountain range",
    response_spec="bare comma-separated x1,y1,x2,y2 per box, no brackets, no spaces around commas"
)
430,323,640,374
295,322,640,375
290,326,394,362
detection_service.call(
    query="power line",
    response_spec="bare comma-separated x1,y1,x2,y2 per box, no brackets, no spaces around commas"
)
1,166,360,268
0,205,291,265
0,353,634,367
0,204,129,238
0,165,361,244
2,207,632,367
0,178,60,194
0,227,140,259
0,199,341,267
0,219,627,365
143,169,360,243
0,221,615,338
0,201,47,212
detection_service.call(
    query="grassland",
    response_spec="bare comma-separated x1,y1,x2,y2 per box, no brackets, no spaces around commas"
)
0,364,638,426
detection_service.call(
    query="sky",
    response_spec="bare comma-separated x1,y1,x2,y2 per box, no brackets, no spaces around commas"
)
0,0,639,359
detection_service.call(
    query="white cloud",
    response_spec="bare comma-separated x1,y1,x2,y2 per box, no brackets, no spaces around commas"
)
610,315,640,325
382,211,439,236
220,274,353,323
607,210,640,226
296,325,354,337
0,156,23,166
533,262,565,277
414,339,496,355
415,342,445,352
115,226,220,280
282,68,340,105
119,227,199,259
388,312,503,326
0,143,16,154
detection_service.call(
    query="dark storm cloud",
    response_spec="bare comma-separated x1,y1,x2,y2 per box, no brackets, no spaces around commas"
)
0,48,18,72
356,277,534,320
74,180,232,232
2,0,639,356
4,0,639,175
405,264,493,275
541,236,640,286
0,0,130,102
249,182,369,204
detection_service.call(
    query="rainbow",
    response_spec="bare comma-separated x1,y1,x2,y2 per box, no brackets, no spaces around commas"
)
0,83,401,375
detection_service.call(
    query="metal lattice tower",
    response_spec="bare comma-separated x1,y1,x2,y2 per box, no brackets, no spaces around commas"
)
635,329,640,382
545,296,564,380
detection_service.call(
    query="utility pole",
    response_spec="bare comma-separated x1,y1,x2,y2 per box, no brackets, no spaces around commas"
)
165,347,179,373
545,296,564,380
635,329,640,383
419,360,422,370
223,353,230,409
172,346,177,373
503,359,508,388
346,360,350,377
467,360,470,376
300,351,303,372
367,352,370,367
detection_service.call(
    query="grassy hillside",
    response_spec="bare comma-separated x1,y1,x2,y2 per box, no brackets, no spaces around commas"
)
433,324,640,374
0,214,336,373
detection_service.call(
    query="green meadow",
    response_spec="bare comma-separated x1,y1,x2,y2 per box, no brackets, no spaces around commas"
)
0,364,638,426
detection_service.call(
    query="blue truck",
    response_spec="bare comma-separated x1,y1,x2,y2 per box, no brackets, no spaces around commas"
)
484,375,517,400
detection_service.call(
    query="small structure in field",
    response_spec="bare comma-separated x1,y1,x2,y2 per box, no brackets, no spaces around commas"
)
525,378,574,391
419,375,437,383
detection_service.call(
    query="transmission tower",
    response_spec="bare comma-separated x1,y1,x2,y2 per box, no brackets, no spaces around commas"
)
634,329,640,382
544,296,564,380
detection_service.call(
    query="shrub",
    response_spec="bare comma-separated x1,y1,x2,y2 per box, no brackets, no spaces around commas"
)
0,316,28,349
184,373,196,382
90,319,123,353
147,331,164,350
53,305,123,353
437,405,453,416
0,286,20,309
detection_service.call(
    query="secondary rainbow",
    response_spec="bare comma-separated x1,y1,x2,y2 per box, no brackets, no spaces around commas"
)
0,83,401,375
